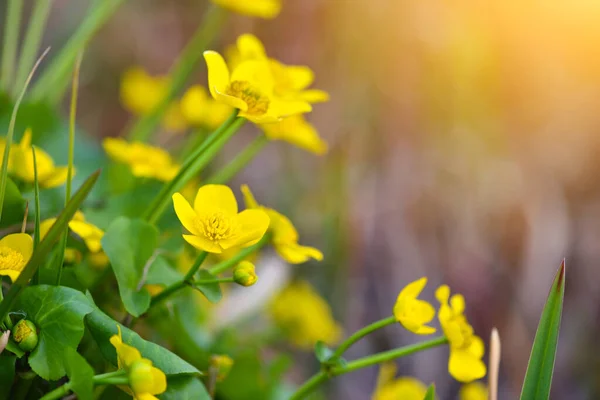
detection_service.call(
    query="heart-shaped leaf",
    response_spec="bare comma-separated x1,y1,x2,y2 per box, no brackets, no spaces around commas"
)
14,285,94,380
65,347,94,400
160,375,211,400
102,217,158,317
193,270,222,303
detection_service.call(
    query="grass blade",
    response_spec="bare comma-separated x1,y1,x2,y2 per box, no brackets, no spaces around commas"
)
0,169,101,323
0,47,50,224
424,384,435,400
519,260,566,400
32,147,41,284
1,0,23,92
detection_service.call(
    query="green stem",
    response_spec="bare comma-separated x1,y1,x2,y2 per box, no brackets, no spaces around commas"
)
205,134,268,184
289,336,448,400
143,113,245,225
13,0,53,95
40,370,128,400
29,0,126,103
32,147,41,284
149,251,208,307
39,382,71,400
193,277,234,285
331,316,396,360
127,5,226,142
208,233,270,275
1,0,23,93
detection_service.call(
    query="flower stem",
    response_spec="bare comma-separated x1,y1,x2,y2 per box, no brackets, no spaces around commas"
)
289,336,449,400
205,134,269,184
208,234,270,275
1,0,23,93
127,5,227,142
149,251,208,308
330,316,396,360
144,113,245,225
13,0,53,95
194,277,234,285
40,370,128,400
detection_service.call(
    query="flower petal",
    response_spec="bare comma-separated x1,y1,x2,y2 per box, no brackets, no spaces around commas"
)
237,34,267,61
219,209,270,250
274,242,323,264
204,51,231,99
193,184,238,215
172,193,199,235
448,348,487,383
183,234,222,254
240,184,260,209
0,233,33,261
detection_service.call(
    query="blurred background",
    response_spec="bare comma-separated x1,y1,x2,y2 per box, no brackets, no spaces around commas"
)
7,0,600,398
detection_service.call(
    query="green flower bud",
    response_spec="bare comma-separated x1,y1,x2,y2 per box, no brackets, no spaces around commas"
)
12,319,38,352
210,354,234,382
233,261,257,287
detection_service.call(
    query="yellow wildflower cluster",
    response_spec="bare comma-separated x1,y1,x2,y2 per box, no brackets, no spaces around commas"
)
0,128,70,188
269,280,342,349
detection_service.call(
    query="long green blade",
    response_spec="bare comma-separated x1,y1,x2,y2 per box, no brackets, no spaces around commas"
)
423,384,435,400
0,170,101,323
32,147,41,284
519,260,566,400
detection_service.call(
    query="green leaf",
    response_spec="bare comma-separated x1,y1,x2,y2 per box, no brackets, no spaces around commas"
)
193,270,222,303
85,307,200,376
101,217,158,317
314,341,334,363
14,285,95,380
0,169,100,323
0,355,16,400
65,347,94,400
0,177,25,228
160,375,210,400
519,260,566,400
423,384,435,400
146,256,184,287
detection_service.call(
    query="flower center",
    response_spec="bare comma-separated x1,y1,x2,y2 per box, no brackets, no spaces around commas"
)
226,81,270,116
0,247,25,272
196,212,237,242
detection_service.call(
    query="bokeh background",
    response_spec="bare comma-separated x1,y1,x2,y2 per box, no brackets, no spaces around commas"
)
8,0,600,398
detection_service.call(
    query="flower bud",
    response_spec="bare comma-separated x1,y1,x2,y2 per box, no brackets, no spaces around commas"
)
233,261,257,287
129,359,157,394
210,354,234,382
12,320,38,352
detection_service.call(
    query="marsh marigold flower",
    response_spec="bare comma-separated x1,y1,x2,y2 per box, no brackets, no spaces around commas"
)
110,326,166,399
270,281,341,349
393,277,436,335
261,114,327,155
372,363,427,400
460,382,488,400
0,233,33,282
103,137,180,182
181,85,233,130
436,285,487,383
210,0,281,19
172,184,270,254
120,67,186,132
241,184,323,264
4,129,71,188
203,50,311,124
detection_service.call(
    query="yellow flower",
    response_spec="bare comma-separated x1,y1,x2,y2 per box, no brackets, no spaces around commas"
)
0,233,33,282
460,382,488,400
210,354,234,381
8,129,70,188
269,281,341,349
203,50,311,124
436,285,487,383
69,216,104,254
230,34,329,104
241,184,322,264
372,363,427,400
393,277,436,335
260,115,327,155
103,137,180,182
210,0,281,19
172,184,270,254
110,326,167,399
180,85,233,130
120,67,186,132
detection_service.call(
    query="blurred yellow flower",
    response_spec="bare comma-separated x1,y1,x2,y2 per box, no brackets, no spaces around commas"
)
120,67,186,132
180,85,233,130
260,115,327,155
110,326,167,399
210,354,234,381
372,363,427,400
436,285,487,383
210,0,281,19
69,215,104,254
0,233,33,282
269,281,341,349
203,50,311,124
172,184,270,254
460,382,488,400
241,184,323,264
103,137,180,182
230,34,330,104
393,277,436,335
7,129,70,188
